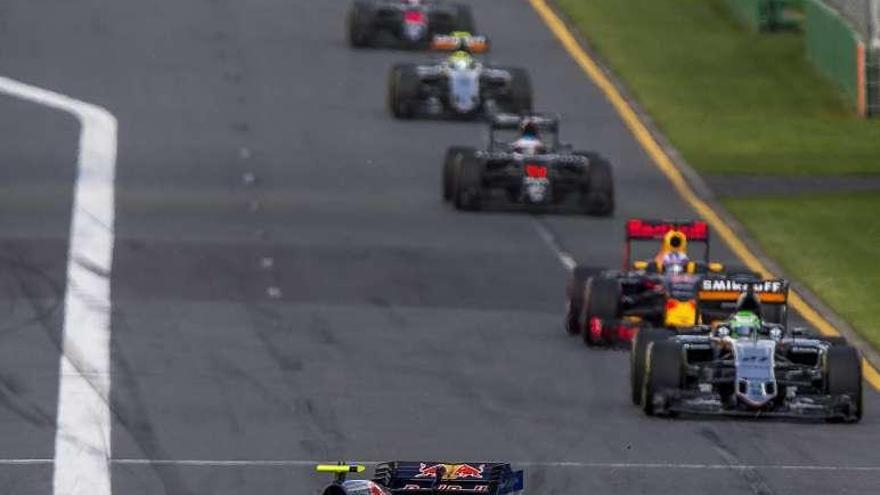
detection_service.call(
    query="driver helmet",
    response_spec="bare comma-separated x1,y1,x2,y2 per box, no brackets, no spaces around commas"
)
512,120,545,155
447,50,475,70
730,310,761,338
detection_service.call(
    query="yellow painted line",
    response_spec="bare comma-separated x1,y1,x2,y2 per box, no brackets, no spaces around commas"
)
527,0,880,391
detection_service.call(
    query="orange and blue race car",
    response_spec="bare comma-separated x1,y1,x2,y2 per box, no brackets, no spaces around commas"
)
564,218,767,347
316,461,524,495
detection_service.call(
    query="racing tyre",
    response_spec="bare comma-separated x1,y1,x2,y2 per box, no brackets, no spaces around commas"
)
347,2,373,48
388,64,419,119
576,152,615,216
825,345,863,422
762,303,787,326
583,277,620,346
453,153,484,211
631,327,674,406
453,4,476,32
444,146,474,201
565,265,594,336
505,68,533,114
824,336,848,346
642,340,682,416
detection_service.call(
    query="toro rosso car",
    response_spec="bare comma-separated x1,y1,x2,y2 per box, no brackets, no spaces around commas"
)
565,219,768,346
388,34,532,119
348,0,474,49
634,286,862,422
316,461,524,494
442,114,614,215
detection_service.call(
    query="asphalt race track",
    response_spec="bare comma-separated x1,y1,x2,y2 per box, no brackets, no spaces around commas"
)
0,0,879,494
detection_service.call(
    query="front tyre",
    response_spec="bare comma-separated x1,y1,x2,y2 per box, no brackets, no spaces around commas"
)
642,340,682,416
443,146,473,201
575,152,614,216
388,64,419,119
631,328,674,405
347,2,372,47
825,345,863,423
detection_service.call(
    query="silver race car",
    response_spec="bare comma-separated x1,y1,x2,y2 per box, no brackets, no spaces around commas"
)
635,283,862,422
388,34,532,119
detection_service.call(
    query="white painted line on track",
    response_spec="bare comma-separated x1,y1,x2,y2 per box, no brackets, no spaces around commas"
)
104,459,880,472
532,218,577,271
0,76,117,495
3,457,880,474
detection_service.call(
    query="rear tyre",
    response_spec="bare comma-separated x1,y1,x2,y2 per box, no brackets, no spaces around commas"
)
642,340,682,416
443,146,473,201
762,304,787,326
565,266,593,336
504,68,533,114
453,153,484,211
631,327,674,406
583,277,620,346
576,152,614,216
347,2,372,48
388,64,419,119
826,345,863,422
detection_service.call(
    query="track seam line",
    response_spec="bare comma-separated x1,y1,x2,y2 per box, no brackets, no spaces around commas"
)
524,0,880,391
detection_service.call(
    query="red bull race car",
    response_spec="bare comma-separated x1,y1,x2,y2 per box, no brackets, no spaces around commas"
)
564,219,766,347
316,461,524,494
348,0,475,49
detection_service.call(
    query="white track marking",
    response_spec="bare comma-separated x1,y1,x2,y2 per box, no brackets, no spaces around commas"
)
105,459,880,472
1,457,879,474
0,76,117,495
532,218,577,271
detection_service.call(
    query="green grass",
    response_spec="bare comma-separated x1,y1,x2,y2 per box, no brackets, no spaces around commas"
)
725,193,880,347
555,0,880,175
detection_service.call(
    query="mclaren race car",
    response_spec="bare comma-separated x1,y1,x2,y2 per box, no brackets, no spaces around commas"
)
348,0,474,49
442,114,614,214
316,461,524,494
564,219,768,346
388,34,532,119
634,286,862,422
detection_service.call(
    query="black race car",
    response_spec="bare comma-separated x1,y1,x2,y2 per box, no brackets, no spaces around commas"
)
388,35,532,119
565,219,769,347
348,0,474,49
443,114,614,215
634,285,862,422
316,461,524,494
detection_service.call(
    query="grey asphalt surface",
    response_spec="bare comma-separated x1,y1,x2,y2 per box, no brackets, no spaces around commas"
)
0,0,879,494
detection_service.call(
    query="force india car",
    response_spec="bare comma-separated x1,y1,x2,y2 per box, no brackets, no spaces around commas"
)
316,461,524,494
348,0,474,49
442,114,614,215
565,219,770,346
633,284,862,422
388,35,532,119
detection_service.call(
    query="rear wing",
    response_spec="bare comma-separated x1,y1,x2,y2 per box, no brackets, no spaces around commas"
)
374,461,524,495
624,218,710,268
431,33,490,53
698,278,788,304
490,113,560,132
698,277,789,325
489,113,561,151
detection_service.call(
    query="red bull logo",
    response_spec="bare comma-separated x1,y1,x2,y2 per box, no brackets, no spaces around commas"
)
414,463,485,480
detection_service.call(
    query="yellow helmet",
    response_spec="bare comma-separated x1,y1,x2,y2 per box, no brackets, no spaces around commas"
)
663,229,688,254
